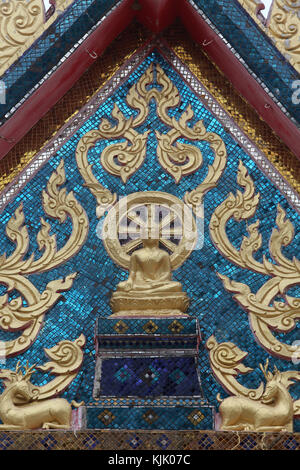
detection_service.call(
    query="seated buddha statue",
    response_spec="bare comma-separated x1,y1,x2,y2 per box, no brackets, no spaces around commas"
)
110,237,189,317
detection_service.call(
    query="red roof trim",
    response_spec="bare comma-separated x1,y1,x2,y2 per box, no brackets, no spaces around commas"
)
0,0,299,162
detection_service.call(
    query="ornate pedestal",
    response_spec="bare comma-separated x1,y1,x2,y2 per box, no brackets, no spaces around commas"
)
110,292,190,317
81,317,214,430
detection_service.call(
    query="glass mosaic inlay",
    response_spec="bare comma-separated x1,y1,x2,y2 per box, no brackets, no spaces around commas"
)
0,50,299,430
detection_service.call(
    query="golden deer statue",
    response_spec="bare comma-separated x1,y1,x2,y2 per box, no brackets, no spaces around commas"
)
218,360,300,432
0,362,82,430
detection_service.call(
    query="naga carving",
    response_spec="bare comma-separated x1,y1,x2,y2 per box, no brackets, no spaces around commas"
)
207,337,300,431
76,63,227,217
0,334,85,430
210,160,300,360
0,160,89,357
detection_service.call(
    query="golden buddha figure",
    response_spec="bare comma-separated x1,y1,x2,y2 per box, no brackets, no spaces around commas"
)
110,235,190,317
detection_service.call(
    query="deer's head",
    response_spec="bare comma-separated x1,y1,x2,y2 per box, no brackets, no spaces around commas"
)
259,360,300,404
0,361,39,404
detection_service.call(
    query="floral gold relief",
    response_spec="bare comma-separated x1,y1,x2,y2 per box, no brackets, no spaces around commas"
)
207,338,300,431
0,160,89,357
0,0,75,75
0,335,85,430
210,161,300,360
238,0,300,72
206,336,264,399
268,0,300,72
103,191,197,317
77,63,227,217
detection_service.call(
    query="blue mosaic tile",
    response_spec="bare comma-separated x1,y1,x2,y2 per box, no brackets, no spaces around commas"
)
0,0,120,123
192,0,300,123
0,51,299,429
86,405,214,430
98,357,201,397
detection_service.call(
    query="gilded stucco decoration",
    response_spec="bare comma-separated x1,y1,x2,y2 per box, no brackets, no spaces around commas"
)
238,0,300,72
102,191,197,271
206,335,264,399
104,191,196,317
0,160,89,357
0,0,75,76
207,337,300,431
0,335,85,430
76,63,227,217
210,160,300,361
268,0,300,71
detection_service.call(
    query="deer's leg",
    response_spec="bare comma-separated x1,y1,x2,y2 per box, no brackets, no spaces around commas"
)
221,424,249,431
256,425,291,432
42,422,71,430
0,424,26,430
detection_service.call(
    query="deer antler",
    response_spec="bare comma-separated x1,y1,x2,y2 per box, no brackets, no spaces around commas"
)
22,362,36,382
259,359,273,381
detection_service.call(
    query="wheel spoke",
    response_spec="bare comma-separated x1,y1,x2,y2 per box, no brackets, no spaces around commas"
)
118,226,142,235
123,238,143,254
160,238,177,253
159,212,177,232
161,227,183,238
127,212,147,229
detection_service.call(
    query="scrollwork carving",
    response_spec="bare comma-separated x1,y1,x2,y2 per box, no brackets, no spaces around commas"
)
0,1,44,68
0,0,76,75
35,334,86,400
206,335,264,399
76,63,227,217
0,335,85,429
210,160,300,360
268,0,300,72
0,160,89,357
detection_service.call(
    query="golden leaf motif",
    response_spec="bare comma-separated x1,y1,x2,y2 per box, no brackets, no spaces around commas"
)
206,335,264,399
238,0,300,73
210,160,300,360
0,0,76,76
268,0,300,72
0,0,44,66
0,161,89,357
76,63,227,217
36,334,86,400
